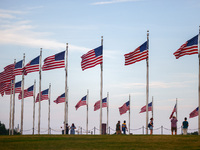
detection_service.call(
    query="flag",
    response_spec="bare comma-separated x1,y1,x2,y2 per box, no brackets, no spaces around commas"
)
36,89,49,102
173,35,198,59
54,93,65,104
139,102,152,113
124,41,148,65
42,51,65,71
18,85,34,100
0,82,6,96
4,81,13,95
0,63,15,83
75,95,87,110
81,46,103,71
23,56,40,75
5,80,21,95
13,60,23,76
169,104,177,119
119,101,130,115
189,107,199,118
94,97,107,111
14,81,22,93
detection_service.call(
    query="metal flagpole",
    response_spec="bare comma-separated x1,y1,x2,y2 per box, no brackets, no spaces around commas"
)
64,43,68,134
100,36,103,135
9,80,13,135
38,48,42,134
32,80,36,135
129,94,131,135
146,30,149,135
176,98,178,119
48,83,51,134
20,53,25,135
12,60,16,135
198,25,200,135
86,89,89,135
107,92,109,134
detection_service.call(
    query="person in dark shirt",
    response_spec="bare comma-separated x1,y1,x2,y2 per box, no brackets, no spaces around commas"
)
116,121,121,135
182,117,189,135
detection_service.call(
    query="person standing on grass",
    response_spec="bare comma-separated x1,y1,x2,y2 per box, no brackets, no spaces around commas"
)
61,122,64,135
65,123,69,134
116,121,121,135
148,118,154,135
182,117,189,135
122,120,128,135
70,123,76,135
171,116,178,135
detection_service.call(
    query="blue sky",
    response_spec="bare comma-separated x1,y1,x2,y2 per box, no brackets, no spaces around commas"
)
0,0,200,134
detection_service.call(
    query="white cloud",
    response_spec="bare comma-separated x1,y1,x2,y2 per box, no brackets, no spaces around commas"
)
0,9,90,52
91,0,141,5
0,9,25,19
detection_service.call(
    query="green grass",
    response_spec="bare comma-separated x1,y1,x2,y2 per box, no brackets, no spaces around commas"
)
0,135,200,150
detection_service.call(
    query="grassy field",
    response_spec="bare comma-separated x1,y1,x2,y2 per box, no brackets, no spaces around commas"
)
0,135,200,150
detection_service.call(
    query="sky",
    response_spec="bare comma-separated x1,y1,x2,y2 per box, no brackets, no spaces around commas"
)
0,0,200,135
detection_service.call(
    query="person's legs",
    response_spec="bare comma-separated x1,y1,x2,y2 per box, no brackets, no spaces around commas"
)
175,127,177,135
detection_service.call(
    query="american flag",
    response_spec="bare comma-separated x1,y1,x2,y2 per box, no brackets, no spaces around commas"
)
169,104,177,119
0,63,15,83
23,56,40,75
0,82,6,96
13,60,23,76
189,107,199,118
54,93,65,104
18,85,34,100
139,102,152,113
75,95,87,110
173,35,198,59
124,41,148,65
42,51,65,71
119,101,130,115
81,46,103,71
4,81,12,95
36,89,49,103
94,97,107,111
5,80,21,95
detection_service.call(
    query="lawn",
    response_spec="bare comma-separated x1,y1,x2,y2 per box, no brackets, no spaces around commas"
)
0,135,200,150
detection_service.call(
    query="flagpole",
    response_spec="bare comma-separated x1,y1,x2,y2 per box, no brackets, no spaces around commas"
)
64,43,68,134
38,48,42,134
198,25,200,135
86,89,89,135
100,36,103,135
176,98,178,119
9,80,13,135
107,92,109,134
146,30,149,135
32,80,36,135
198,26,200,135
129,94,131,135
48,83,51,134
152,96,153,118
20,53,25,135
12,60,16,135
